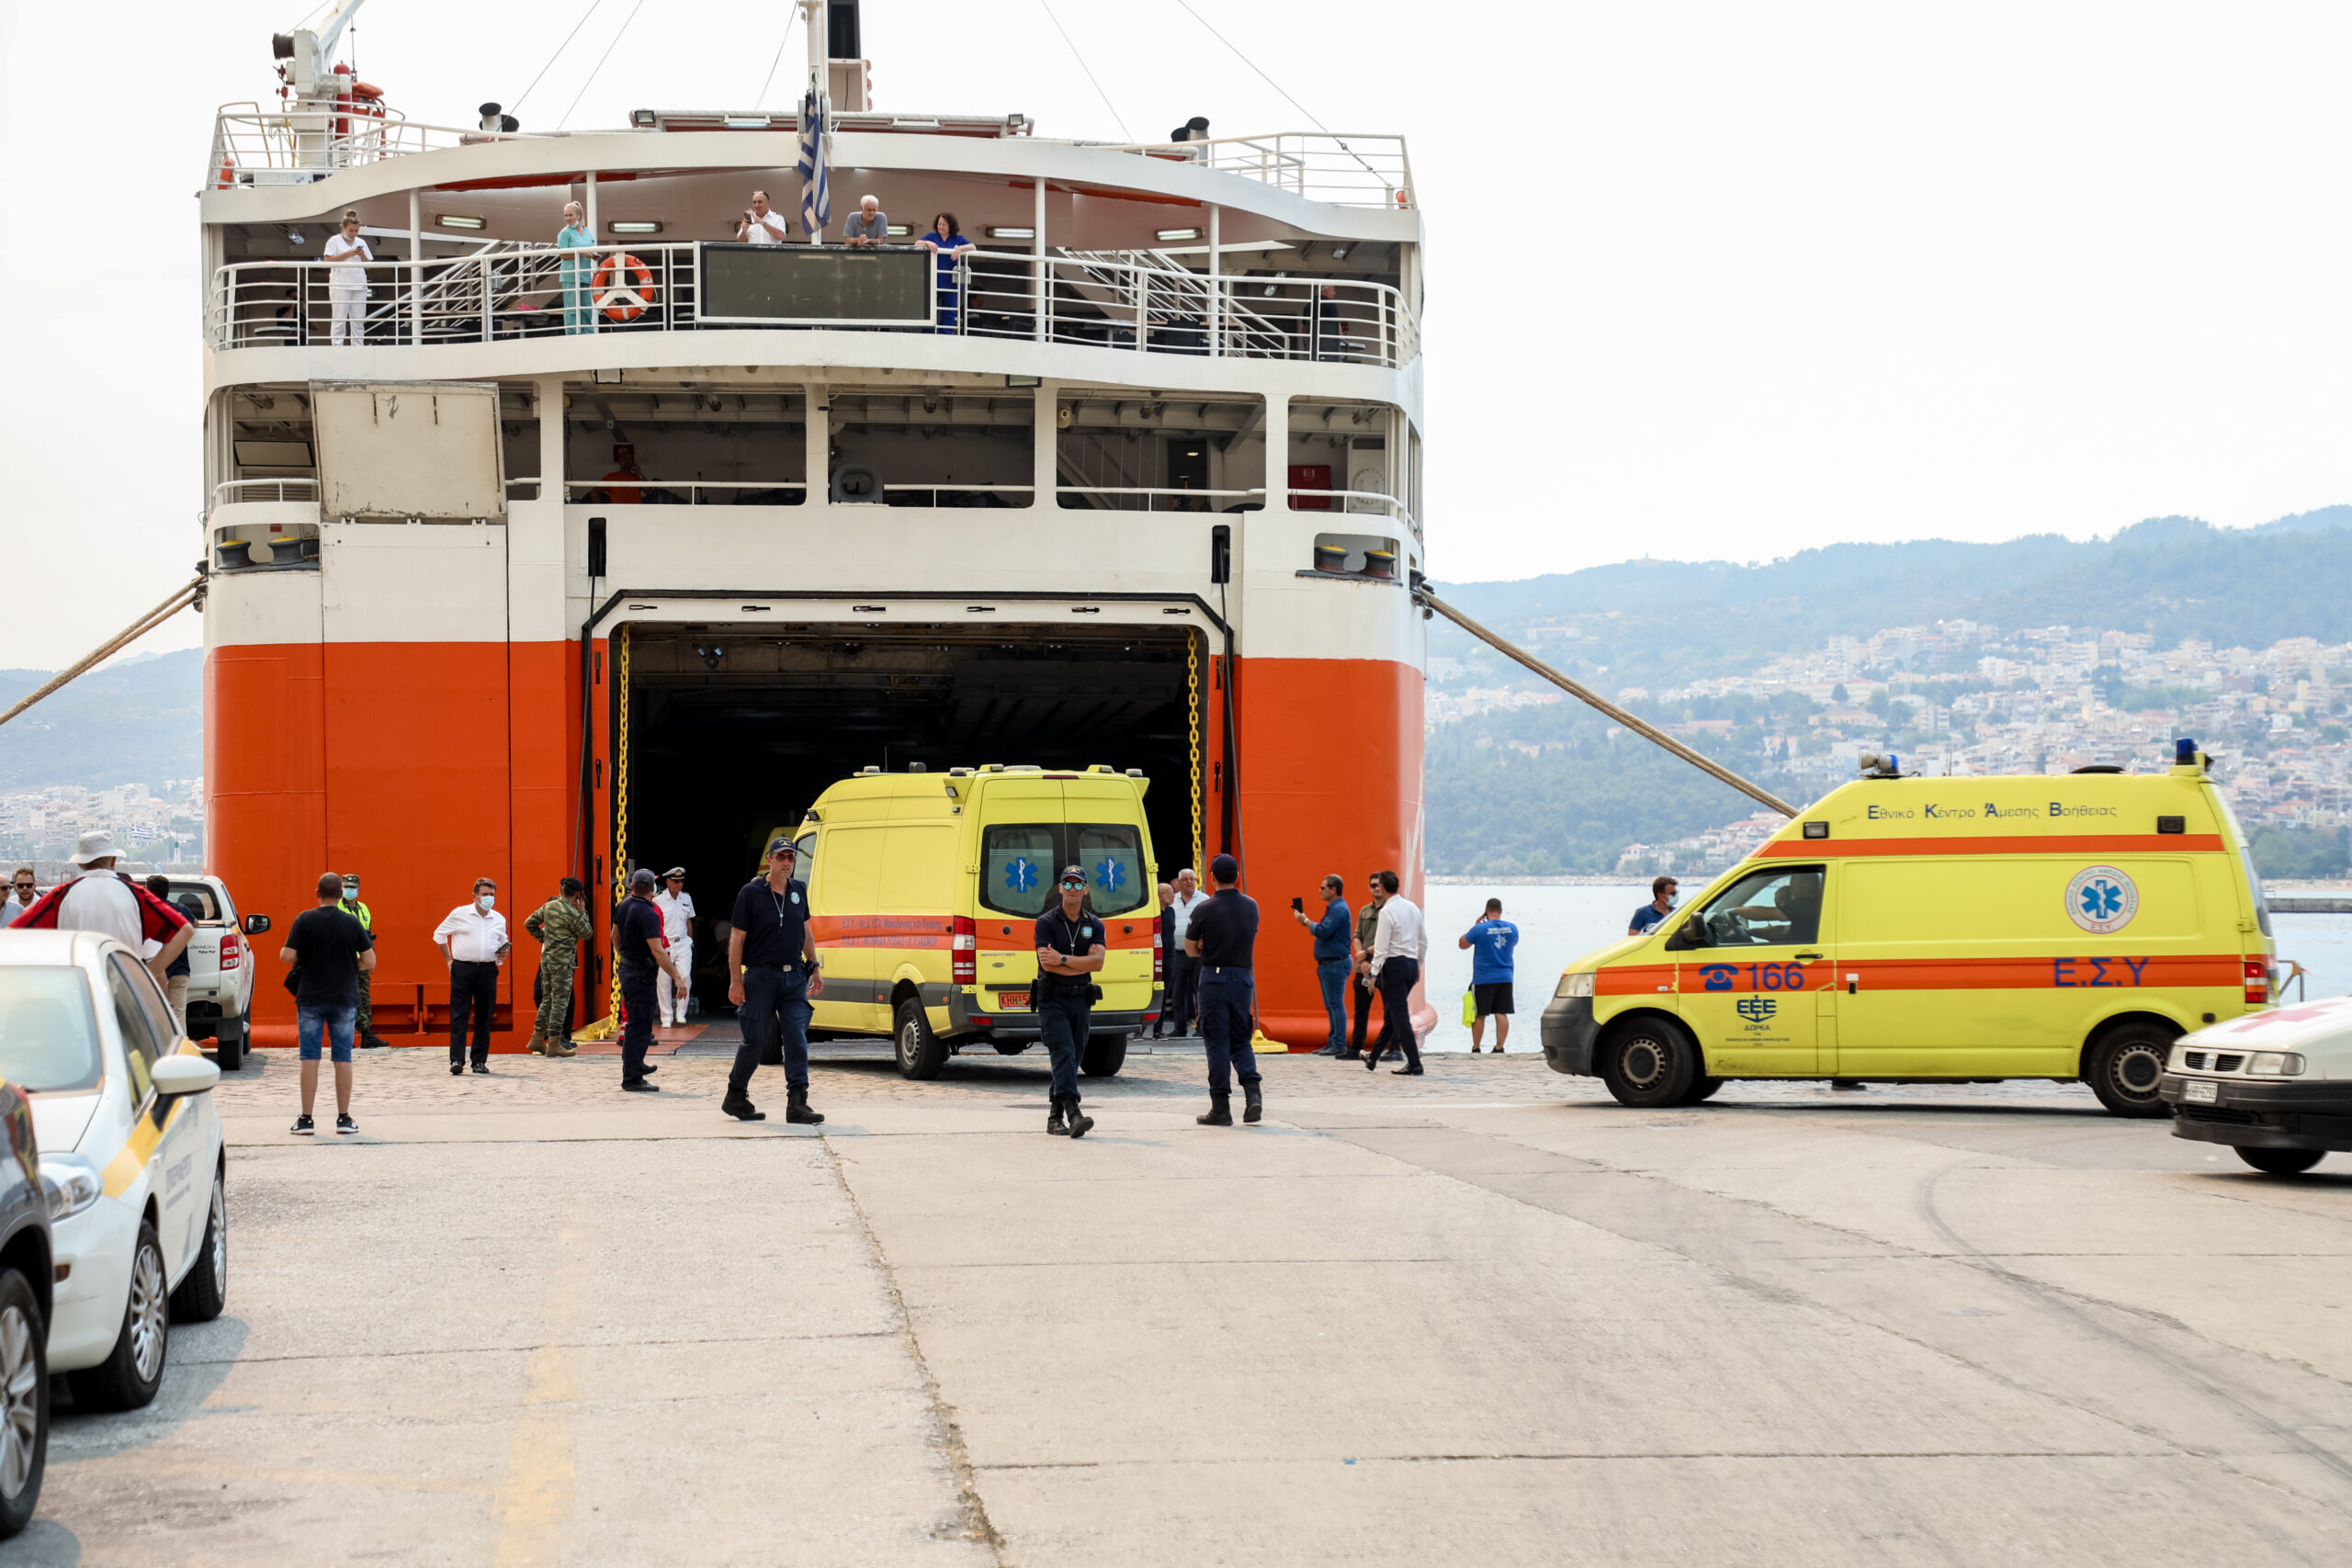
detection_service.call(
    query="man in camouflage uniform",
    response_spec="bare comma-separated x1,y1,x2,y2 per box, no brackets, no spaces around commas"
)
525,876,593,1056
339,874,390,1049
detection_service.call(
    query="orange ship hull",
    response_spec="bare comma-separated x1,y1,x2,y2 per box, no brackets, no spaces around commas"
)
209,639,1421,1055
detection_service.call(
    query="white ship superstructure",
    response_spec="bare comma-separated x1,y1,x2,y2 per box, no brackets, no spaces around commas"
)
200,0,1427,1046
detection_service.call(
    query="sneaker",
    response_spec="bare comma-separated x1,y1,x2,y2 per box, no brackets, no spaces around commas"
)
290,1113,315,1136
335,1113,358,1135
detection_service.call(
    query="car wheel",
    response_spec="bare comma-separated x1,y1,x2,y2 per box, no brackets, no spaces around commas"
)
2236,1146,2324,1176
0,1269,48,1539
1684,1075,1724,1104
894,998,948,1080
215,1020,245,1072
171,1170,228,1323
1599,1018,1698,1108
69,1221,168,1412
2086,1021,2177,1118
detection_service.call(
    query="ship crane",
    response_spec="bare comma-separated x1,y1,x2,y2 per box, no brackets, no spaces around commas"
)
273,0,369,99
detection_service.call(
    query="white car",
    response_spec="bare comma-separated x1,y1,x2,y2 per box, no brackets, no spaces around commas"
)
0,931,226,1408
153,875,267,1071
2161,993,2352,1176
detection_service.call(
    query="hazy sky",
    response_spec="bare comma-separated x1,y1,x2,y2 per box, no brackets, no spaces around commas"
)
4,1,2348,668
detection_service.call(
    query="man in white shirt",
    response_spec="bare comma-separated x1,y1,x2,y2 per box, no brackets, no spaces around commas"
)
11,833,191,987
1366,869,1427,1076
323,209,372,346
654,867,696,1026
1163,867,1205,1038
434,877,510,1076
737,190,791,244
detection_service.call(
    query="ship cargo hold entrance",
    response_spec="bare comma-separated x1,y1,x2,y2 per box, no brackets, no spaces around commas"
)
595,615,1220,958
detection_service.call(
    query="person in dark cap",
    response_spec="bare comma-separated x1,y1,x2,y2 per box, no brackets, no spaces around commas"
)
613,867,686,1092
722,836,826,1124
1032,865,1102,1138
1182,852,1263,1126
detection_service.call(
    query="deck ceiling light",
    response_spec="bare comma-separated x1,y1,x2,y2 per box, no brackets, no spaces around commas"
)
988,225,1035,240
630,107,658,128
1156,227,1201,243
610,220,662,234
436,214,486,230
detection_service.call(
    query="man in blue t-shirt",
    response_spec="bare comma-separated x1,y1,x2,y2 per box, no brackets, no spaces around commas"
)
1457,897,1521,1053
1628,875,1679,938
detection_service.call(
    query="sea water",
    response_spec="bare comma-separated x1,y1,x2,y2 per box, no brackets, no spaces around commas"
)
1409,884,2352,1055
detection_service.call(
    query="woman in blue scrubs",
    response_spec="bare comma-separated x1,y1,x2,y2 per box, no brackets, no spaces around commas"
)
918,211,974,333
556,200,594,334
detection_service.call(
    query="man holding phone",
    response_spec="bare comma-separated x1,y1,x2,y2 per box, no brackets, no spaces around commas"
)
1293,875,1352,1055
738,189,790,244
435,877,511,1077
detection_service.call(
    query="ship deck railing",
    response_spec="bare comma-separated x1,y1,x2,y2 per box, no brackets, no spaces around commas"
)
208,244,1418,368
208,103,1411,209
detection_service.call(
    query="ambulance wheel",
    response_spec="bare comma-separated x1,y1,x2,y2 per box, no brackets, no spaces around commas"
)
1082,1032,1127,1077
2086,1021,2177,1117
1599,1018,1697,1108
1683,1075,1724,1104
2236,1146,2324,1176
893,998,949,1080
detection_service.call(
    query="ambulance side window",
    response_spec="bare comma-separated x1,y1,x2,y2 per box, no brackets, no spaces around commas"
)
1685,867,1824,948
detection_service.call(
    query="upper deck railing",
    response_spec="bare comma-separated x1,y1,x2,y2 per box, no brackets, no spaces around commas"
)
207,103,1412,209
208,243,1419,369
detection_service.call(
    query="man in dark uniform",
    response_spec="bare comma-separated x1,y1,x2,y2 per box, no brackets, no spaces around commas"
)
1183,852,1263,1127
723,836,826,1125
613,868,684,1092
1033,865,1102,1139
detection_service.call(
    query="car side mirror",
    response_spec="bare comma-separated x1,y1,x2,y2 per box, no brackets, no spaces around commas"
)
243,913,271,935
153,1055,221,1097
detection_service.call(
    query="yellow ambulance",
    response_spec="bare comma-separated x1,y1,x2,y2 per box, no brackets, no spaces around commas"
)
789,764,1162,1078
1542,744,2277,1115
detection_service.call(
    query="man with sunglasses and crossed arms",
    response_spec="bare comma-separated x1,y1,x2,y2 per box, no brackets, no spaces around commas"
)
1033,865,1102,1139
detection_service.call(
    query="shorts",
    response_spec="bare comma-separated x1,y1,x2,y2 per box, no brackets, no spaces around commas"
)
1473,982,1515,1018
298,1003,357,1063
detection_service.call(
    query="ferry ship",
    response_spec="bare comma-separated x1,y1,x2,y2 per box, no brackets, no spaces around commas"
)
201,0,1427,1052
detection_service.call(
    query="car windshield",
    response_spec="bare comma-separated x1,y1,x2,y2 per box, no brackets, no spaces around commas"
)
0,966,104,1092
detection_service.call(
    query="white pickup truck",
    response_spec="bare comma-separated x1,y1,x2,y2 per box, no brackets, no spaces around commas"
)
156,875,270,1071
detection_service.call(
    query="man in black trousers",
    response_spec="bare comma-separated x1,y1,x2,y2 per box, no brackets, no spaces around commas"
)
612,868,686,1092
721,837,827,1125
1185,853,1263,1127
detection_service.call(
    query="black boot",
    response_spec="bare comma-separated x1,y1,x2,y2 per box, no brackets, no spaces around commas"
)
1066,1098,1093,1139
1242,1080,1263,1124
1047,1097,1069,1135
785,1085,824,1124
722,1093,765,1122
1196,1093,1232,1126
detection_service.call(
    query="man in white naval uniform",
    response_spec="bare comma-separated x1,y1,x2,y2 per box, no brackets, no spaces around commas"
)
655,868,697,1026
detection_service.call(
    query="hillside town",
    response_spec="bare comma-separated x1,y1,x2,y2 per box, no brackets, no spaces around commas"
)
1600,622,2352,877
0,778,204,872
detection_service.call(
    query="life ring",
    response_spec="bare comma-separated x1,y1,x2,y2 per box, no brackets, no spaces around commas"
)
593,253,657,321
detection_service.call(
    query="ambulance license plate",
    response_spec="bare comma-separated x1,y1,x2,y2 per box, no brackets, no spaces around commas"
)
2183,1079,2219,1104
996,990,1030,1010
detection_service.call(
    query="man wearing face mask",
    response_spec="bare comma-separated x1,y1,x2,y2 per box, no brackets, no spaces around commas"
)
434,877,511,1076
338,874,390,1048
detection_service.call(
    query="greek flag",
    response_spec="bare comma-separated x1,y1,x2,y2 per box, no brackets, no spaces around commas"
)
797,89,831,240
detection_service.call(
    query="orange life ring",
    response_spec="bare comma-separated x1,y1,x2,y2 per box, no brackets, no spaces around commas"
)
592,253,658,321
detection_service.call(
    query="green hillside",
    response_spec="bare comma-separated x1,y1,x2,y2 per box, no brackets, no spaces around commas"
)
0,649,204,792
